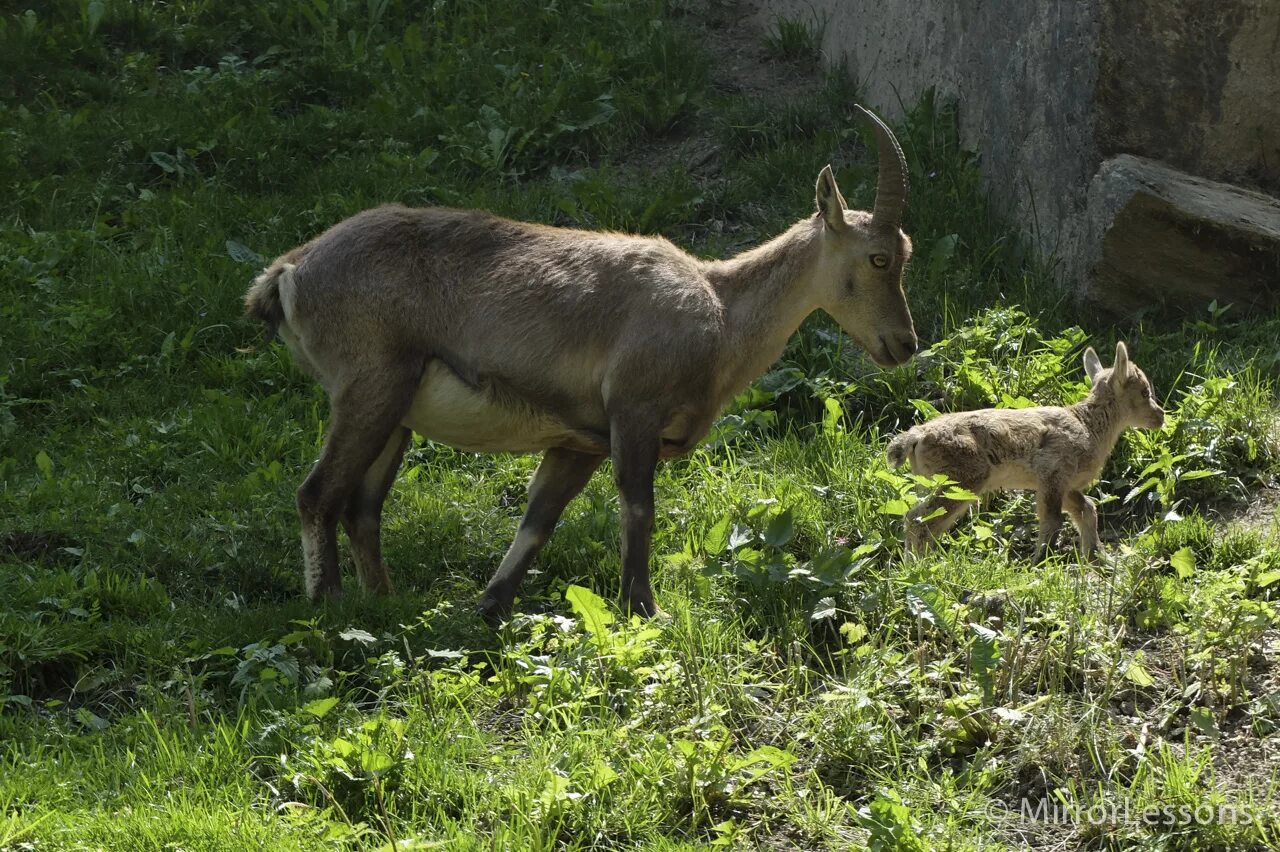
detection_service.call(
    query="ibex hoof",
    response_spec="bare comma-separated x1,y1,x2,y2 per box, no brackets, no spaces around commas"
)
309,586,343,605
475,595,512,630
625,595,667,620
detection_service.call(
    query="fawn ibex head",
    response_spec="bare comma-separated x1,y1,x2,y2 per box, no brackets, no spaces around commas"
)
1084,341,1165,430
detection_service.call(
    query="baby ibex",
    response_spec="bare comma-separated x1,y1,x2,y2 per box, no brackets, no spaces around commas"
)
887,342,1164,560
246,106,918,624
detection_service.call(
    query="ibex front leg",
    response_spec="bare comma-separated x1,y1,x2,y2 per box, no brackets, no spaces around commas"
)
477,447,604,627
611,414,662,617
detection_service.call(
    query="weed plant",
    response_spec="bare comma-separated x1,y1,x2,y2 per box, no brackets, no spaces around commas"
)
3,2,1280,848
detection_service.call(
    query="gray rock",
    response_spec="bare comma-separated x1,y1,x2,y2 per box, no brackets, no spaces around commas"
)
754,0,1280,309
1084,155,1280,311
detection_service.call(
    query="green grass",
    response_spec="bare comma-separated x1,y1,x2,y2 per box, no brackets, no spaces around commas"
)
4,1,1280,848
762,12,827,64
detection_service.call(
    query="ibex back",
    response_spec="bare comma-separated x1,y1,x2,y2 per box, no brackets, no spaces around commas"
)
245,106,917,624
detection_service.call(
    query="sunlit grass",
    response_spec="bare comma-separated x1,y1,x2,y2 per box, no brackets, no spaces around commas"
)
3,0,1280,848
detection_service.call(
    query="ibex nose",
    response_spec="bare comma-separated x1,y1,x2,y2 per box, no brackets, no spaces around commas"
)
879,332,919,367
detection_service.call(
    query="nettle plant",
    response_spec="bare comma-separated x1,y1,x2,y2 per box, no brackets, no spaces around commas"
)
693,500,880,626
492,586,671,727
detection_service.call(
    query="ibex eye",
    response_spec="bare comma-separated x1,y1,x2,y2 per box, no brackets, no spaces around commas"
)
870,254,889,269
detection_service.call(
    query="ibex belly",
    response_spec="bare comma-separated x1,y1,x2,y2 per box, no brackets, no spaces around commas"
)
402,360,605,454
985,463,1040,491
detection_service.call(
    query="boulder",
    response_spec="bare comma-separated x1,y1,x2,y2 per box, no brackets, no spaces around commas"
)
752,0,1280,310
1084,156,1280,312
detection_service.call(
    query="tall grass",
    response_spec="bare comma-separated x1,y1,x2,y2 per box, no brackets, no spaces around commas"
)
3,1,1280,848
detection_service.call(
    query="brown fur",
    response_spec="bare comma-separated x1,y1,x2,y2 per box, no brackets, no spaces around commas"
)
245,108,918,622
887,342,1164,560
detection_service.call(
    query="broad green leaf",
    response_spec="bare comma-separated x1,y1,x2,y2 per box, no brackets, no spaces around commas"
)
302,697,339,718
703,515,731,554
810,596,837,622
382,40,404,71
840,621,868,644
905,583,958,637
880,498,910,516
226,239,265,265
1254,570,1280,588
1189,706,1218,738
565,584,613,637
822,396,844,434
35,450,52,480
339,628,376,645
943,486,980,501
731,745,797,784
85,0,105,36
908,397,940,419
969,622,1002,701
1170,546,1195,579
764,508,795,548
150,151,179,173
927,232,958,281
863,792,928,852
589,759,618,787
360,749,395,775
1124,660,1155,688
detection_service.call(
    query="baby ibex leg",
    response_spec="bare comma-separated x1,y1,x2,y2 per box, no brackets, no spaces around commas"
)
1033,483,1065,563
1063,490,1099,560
905,495,974,556
610,412,661,617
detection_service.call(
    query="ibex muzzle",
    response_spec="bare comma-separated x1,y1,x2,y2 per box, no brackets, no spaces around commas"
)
245,106,916,624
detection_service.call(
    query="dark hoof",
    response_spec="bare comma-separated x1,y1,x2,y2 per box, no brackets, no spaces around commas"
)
310,586,343,604
625,596,667,620
475,595,511,630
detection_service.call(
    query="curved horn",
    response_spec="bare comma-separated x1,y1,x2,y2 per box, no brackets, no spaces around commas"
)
854,104,908,229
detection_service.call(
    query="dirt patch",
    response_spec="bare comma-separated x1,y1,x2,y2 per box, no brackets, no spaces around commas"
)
1,530,81,562
701,0,825,101
626,0,832,242
1220,487,1280,538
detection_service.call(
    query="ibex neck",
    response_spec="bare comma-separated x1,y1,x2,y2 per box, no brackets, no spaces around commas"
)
1071,392,1125,450
702,218,824,401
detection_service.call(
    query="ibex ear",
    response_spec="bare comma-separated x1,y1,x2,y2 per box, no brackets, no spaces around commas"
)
815,165,848,231
1114,340,1130,377
1082,347,1103,383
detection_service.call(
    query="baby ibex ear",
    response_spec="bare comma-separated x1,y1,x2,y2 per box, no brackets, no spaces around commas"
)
815,165,848,231
1113,340,1130,378
1082,346,1103,383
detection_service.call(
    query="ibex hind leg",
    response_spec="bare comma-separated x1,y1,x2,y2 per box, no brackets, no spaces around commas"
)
298,363,422,602
477,447,604,627
905,495,974,556
341,426,412,595
1032,483,1065,563
1063,489,1099,561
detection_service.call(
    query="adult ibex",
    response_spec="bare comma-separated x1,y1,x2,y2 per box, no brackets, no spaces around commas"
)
245,106,917,624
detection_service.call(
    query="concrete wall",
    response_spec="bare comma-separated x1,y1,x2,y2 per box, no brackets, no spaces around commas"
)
756,0,1280,310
